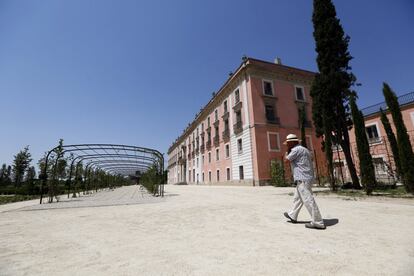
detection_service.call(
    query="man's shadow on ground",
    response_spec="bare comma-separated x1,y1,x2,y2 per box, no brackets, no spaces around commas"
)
288,218,339,227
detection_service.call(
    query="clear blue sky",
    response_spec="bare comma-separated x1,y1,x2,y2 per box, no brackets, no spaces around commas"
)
1,0,413,168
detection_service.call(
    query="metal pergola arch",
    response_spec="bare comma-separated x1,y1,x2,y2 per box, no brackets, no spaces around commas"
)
40,144,164,204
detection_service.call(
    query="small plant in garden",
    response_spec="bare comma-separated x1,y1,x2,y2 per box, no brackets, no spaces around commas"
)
270,161,287,187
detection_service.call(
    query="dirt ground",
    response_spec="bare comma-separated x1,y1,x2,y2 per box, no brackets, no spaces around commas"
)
0,185,413,276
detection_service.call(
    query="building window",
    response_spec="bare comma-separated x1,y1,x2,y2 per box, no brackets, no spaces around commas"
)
215,126,219,136
295,86,305,101
239,166,244,180
265,105,276,122
189,170,191,182
224,119,229,130
263,80,273,96
207,117,210,126
225,144,230,158
226,168,230,181
193,169,195,182
208,152,211,163
201,123,204,131
236,111,241,121
216,170,220,182
372,157,387,175
216,148,220,161
365,124,381,143
197,173,199,183
215,109,218,121
202,172,205,182
209,171,211,182
224,100,228,113
197,157,199,168
267,132,280,152
237,138,243,153
235,89,240,103
202,155,204,165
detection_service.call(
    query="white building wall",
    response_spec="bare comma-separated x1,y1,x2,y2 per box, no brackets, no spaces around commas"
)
230,79,253,180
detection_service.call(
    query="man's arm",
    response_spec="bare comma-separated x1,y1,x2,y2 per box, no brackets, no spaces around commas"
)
285,147,299,162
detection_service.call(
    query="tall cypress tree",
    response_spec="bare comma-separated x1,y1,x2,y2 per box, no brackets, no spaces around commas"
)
299,106,308,148
311,0,360,190
382,83,414,192
380,108,401,180
350,96,376,194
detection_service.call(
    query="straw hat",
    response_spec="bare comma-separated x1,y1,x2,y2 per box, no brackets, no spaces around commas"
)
283,134,300,145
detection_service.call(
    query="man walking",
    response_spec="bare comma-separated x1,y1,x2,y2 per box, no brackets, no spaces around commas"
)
283,134,326,230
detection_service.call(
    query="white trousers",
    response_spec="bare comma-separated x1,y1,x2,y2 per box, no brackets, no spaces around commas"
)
288,180,325,227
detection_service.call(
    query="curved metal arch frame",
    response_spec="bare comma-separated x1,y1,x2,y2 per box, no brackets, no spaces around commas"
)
40,144,164,204
65,153,160,199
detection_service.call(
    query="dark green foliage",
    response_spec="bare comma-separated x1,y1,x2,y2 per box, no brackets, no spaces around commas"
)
12,146,32,187
299,106,307,148
141,165,162,194
382,83,414,193
350,96,376,194
26,166,36,195
270,160,287,187
311,0,360,189
380,108,401,180
0,164,12,186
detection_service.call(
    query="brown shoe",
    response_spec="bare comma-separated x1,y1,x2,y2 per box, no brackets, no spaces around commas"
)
305,222,326,230
284,212,297,223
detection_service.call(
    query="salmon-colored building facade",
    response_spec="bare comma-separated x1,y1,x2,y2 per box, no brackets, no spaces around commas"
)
333,92,414,183
167,57,327,186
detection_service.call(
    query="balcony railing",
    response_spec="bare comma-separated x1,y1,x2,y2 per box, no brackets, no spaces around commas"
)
222,111,229,120
267,116,280,125
233,101,243,111
222,129,230,140
200,144,205,152
206,139,212,149
368,137,382,144
214,135,220,146
213,120,219,127
233,121,243,135
178,155,187,164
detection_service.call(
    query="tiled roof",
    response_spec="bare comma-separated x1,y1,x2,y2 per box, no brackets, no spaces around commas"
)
361,91,414,117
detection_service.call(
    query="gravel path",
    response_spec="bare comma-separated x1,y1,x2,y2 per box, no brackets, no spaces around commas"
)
14,186,164,211
0,185,413,275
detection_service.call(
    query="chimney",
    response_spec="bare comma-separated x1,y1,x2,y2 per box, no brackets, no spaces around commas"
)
274,57,282,65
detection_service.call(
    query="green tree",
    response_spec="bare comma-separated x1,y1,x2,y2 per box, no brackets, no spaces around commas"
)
12,146,32,188
299,106,308,148
141,164,161,194
47,139,65,202
350,96,376,194
382,83,414,192
26,166,36,195
380,108,401,180
0,164,7,186
311,0,360,190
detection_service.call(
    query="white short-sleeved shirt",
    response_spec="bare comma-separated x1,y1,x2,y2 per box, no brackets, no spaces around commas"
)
286,145,314,181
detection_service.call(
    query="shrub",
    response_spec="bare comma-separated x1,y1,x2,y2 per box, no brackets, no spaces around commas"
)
270,161,288,187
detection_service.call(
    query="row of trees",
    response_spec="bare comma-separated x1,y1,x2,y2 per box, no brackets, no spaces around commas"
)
0,140,137,200
311,0,414,194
